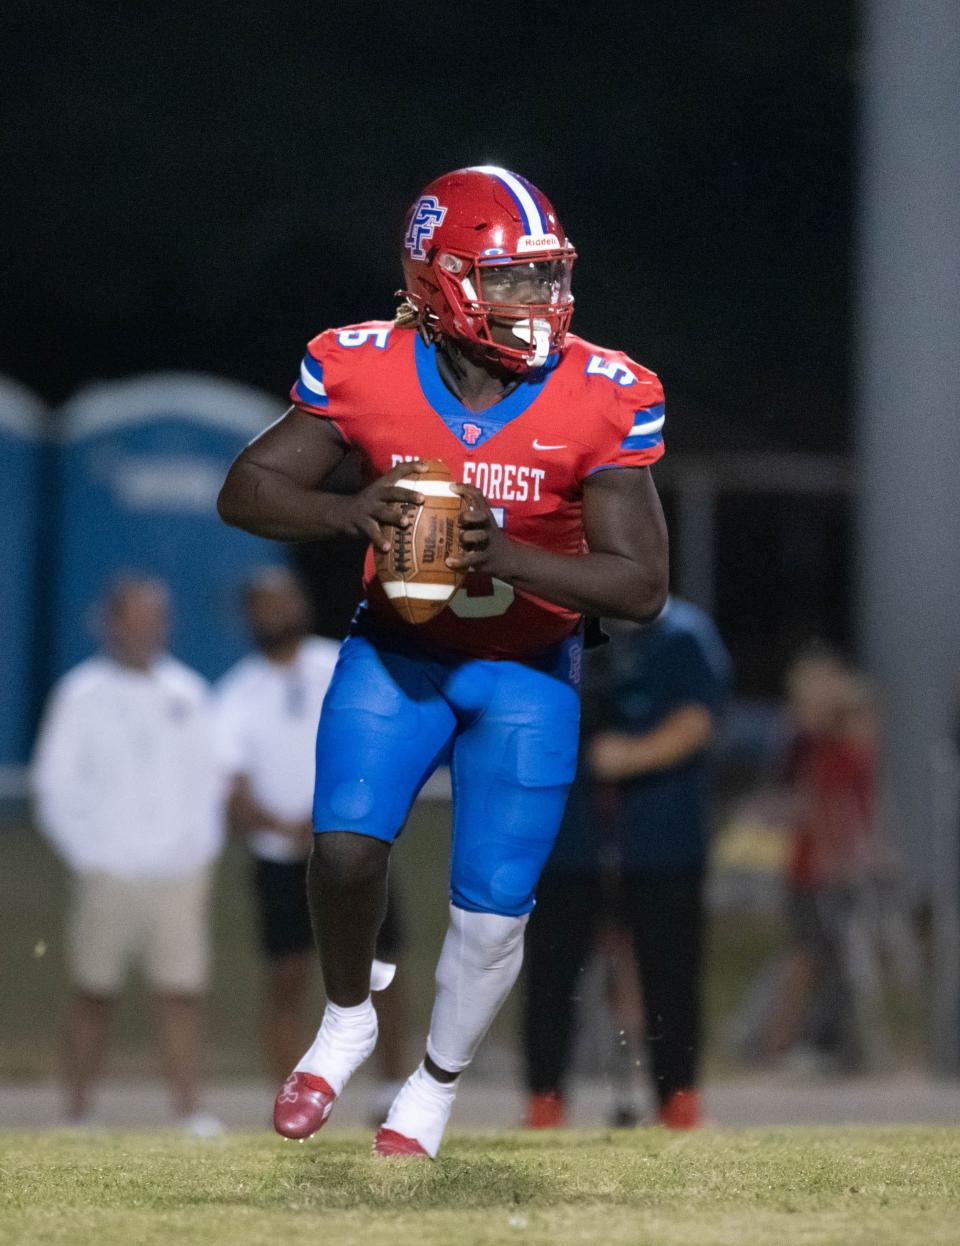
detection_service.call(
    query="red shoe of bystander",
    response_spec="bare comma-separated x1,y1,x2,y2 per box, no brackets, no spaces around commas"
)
657,1088,702,1129
524,1091,566,1129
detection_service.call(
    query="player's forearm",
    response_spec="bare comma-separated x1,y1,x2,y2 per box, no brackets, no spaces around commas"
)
497,542,667,622
217,460,349,542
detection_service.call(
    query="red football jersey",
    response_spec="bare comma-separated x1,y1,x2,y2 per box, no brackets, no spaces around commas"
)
291,321,665,659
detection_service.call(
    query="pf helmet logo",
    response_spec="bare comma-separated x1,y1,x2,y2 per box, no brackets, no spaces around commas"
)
462,422,482,445
405,196,447,261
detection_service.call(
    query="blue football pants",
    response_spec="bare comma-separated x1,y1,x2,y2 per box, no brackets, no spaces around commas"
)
312,631,582,916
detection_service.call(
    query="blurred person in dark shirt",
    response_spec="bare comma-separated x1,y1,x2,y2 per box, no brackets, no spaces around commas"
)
522,597,731,1129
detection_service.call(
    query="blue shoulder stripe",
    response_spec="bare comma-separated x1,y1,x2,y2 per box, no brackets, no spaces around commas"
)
294,354,328,407
302,352,325,384
621,401,664,450
622,430,664,451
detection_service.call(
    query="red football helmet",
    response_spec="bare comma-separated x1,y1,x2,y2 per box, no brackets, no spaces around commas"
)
401,166,576,373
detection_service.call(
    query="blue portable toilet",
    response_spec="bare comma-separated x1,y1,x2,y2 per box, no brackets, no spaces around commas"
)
54,373,284,682
0,378,45,787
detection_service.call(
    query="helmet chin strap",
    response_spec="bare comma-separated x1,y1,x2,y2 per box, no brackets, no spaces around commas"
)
509,318,552,368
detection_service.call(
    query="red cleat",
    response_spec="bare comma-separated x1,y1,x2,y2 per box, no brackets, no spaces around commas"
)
657,1088,702,1130
524,1091,566,1129
373,1127,429,1158
273,1071,336,1139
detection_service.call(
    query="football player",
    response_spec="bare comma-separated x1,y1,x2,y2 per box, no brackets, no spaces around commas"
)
218,166,669,1156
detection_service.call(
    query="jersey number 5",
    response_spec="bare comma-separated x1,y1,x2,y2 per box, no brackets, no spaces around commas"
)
337,328,390,349
585,354,637,387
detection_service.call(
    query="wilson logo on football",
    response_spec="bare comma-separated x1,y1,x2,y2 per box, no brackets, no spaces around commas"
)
373,459,465,625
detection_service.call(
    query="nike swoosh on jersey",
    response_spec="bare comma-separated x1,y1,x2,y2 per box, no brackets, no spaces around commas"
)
532,440,567,450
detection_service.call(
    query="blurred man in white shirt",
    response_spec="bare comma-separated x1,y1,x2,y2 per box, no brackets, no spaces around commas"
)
215,567,408,1112
31,576,223,1134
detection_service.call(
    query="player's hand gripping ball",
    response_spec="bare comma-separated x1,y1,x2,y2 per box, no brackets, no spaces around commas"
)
374,459,465,624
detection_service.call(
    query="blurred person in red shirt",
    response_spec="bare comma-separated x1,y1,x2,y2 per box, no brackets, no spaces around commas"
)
760,652,889,1069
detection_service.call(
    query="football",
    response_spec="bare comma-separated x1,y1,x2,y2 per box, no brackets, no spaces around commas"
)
374,459,464,624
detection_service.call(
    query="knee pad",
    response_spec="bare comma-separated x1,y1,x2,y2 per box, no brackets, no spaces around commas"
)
451,848,552,916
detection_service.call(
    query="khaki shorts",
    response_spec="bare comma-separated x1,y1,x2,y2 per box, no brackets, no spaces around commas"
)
68,868,213,996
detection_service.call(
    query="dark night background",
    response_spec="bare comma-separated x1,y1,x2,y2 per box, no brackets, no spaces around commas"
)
1,1,857,688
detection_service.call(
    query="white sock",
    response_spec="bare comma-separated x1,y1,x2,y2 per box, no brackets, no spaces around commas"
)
370,958,396,991
294,997,378,1096
370,1078,405,1121
426,904,528,1074
382,1062,457,1158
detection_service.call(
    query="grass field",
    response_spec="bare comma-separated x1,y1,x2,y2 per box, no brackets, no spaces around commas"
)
2,1127,959,1246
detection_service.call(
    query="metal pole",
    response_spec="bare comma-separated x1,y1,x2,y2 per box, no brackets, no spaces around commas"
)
930,740,960,1072
856,0,960,882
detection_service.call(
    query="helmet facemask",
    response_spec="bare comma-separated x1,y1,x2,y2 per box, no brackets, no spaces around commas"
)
415,252,575,374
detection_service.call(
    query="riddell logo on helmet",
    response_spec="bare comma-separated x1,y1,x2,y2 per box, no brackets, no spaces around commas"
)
517,233,561,252
405,197,447,261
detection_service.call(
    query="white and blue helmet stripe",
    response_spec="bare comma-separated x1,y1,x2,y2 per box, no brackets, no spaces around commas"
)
468,165,548,237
